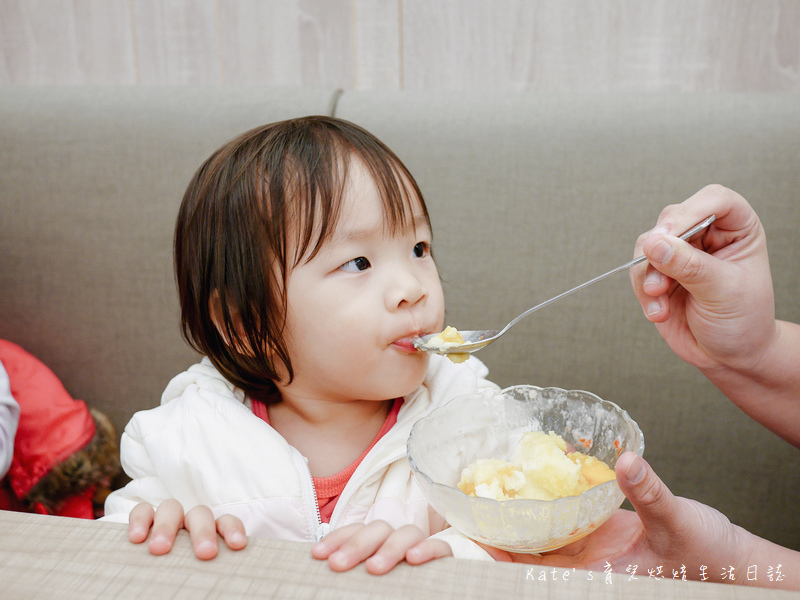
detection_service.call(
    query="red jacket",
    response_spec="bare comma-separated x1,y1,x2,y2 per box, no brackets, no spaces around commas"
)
0,339,97,518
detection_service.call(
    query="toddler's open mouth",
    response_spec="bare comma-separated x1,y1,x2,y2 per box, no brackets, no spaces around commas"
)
392,336,423,353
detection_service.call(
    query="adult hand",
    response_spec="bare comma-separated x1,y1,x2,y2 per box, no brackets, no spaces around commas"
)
630,185,800,446
631,185,775,373
484,452,757,585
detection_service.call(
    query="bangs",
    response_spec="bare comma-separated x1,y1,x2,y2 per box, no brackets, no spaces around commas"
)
286,121,431,267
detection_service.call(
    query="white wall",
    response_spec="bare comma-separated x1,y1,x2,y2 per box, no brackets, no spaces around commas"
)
1,0,799,91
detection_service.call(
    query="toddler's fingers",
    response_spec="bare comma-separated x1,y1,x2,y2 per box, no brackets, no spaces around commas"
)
404,538,453,566
216,514,247,551
184,505,219,560
325,521,395,572
128,502,155,544
311,522,364,559
364,524,428,575
148,498,185,556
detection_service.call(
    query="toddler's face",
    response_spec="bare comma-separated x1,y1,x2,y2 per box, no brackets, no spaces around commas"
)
278,160,445,403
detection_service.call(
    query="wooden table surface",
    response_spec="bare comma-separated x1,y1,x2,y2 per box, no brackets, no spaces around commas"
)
0,510,794,599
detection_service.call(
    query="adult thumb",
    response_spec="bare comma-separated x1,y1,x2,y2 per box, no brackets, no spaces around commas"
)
615,452,686,545
642,234,716,293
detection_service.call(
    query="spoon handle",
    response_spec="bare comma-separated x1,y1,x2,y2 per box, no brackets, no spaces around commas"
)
499,215,717,335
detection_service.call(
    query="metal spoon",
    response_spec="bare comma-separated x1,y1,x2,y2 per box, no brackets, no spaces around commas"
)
414,215,716,356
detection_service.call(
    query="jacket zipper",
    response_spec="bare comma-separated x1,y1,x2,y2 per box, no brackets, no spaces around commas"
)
301,405,421,541
327,451,405,532
326,405,425,532
302,450,407,542
291,448,328,542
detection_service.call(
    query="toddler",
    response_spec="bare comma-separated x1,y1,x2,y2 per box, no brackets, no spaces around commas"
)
103,116,498,572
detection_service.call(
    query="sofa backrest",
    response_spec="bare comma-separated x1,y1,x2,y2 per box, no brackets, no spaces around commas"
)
0,86,340,433
1,87,798,550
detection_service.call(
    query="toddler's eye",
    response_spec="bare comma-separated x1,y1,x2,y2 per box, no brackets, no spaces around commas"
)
413,242,430,258
340,256,371,272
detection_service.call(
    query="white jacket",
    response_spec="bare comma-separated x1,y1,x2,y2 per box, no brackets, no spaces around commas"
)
103,354,498,559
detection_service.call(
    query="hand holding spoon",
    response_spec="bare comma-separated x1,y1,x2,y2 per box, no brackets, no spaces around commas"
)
414,215,716,356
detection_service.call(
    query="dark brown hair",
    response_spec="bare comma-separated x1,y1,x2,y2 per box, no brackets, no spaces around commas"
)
174,116,430,404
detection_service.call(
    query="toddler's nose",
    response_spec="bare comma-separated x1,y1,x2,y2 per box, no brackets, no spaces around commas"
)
388,267,426,309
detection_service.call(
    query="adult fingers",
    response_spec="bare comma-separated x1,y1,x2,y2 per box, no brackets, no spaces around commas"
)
614,453,686,549
644,186,748,248
630,185,754,321
631,228,720,323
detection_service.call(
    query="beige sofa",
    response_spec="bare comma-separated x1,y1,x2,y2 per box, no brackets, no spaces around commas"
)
1,87,798,550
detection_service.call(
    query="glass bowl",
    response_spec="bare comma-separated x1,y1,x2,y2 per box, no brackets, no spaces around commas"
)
406,385,644,553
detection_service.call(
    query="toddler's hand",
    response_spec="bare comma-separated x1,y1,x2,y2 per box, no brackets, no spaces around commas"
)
128,499,247,560
311,521,453,575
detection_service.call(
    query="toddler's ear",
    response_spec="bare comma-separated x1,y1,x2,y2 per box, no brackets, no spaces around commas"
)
208,291,291,384
208,290,255,356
